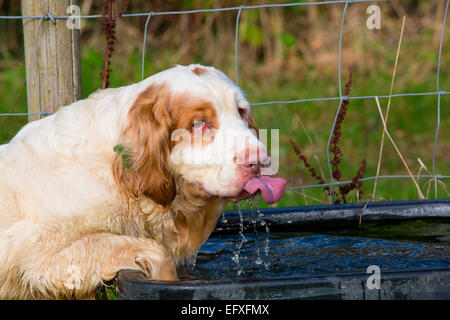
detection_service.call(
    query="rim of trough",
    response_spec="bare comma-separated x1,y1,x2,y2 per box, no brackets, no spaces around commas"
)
216,198,450,232
118,266,450,286
117,266,450,300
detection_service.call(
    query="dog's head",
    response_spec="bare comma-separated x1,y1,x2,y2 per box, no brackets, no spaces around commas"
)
113,64,285,207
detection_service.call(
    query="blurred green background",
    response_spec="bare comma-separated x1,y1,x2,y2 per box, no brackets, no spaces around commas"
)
0,0,449,209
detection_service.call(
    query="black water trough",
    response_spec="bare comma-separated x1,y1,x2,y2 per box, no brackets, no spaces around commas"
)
117,199,450,300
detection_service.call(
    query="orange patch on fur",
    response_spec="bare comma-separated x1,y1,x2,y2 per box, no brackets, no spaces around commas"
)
192,66,208,76
170,95,219,147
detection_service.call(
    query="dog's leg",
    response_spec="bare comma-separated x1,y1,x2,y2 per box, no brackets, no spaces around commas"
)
1,232,177,299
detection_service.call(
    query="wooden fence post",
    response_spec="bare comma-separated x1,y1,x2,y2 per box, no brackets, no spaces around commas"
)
21,0,82,122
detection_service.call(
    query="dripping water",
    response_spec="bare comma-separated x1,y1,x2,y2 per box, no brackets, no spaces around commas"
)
251,196,270,269
221,210,227,224
250,197,263,265
219,195,271,276
231,202,247,276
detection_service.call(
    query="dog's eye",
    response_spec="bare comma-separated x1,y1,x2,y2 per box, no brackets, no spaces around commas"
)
192,120,207,133
238,107,248,120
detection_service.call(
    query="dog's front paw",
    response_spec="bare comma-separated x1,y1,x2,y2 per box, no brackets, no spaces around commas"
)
100,238,177,282
135,251,177,281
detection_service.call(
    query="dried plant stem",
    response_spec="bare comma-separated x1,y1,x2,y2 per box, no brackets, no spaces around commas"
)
423,178,435,198
372,16,406,201
374,96,425,199
330,67,353,183
417,158,431,175
423,177,450,198
359,201,369,226
294,114,331,203
313,155,331,202
298,177,309,205
100,0,130,89
417,158,431,189
293,190,327,204
295,114,314,147
290,139,327,188
101,0,114,89
437,180,450,197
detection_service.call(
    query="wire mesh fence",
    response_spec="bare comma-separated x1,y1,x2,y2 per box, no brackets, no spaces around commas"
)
0,0,449,201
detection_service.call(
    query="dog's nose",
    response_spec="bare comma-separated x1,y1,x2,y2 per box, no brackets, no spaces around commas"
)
243,162,261,174
237,146,269,175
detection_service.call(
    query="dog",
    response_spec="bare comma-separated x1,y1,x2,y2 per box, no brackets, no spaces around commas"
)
0,64,286,299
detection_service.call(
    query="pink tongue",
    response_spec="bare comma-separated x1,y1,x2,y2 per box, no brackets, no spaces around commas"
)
243,176,287,204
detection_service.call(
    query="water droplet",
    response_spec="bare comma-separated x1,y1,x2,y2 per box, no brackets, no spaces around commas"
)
255,257,263,265
221,211,228,224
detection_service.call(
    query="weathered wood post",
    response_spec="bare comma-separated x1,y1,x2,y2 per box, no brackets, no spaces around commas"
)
21,0,82,122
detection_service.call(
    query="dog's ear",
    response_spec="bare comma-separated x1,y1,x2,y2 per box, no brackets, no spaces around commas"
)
113,84,176,207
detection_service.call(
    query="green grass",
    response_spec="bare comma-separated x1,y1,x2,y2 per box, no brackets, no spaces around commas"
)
0,65,28,144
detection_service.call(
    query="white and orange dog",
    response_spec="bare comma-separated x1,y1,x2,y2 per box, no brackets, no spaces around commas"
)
0,64,286,299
